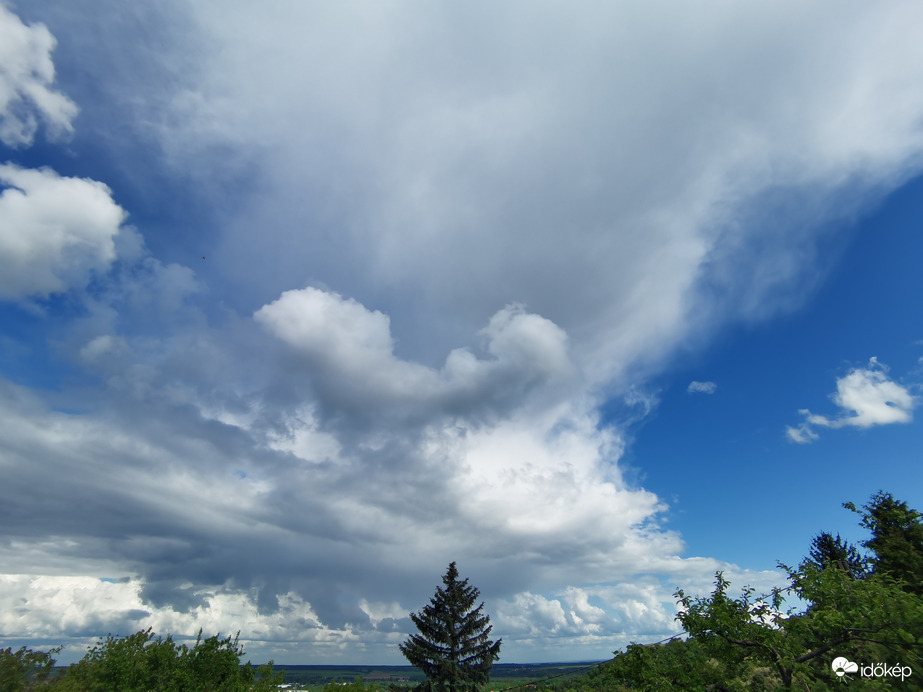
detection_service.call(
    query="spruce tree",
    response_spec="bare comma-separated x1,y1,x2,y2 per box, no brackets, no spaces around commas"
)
804,532,868,578
399,562,501,692
845,490,923,594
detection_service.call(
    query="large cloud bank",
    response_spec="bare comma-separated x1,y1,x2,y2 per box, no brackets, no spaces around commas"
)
2,0,923,663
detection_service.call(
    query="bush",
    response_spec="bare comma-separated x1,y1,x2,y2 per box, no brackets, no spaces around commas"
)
54,628,283,692
0,645,59,691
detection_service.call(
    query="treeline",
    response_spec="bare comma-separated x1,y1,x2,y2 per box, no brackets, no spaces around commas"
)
0,628,283,691
542,491,923,691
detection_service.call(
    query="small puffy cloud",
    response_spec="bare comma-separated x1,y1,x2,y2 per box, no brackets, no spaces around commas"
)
0,4,78,146
687,381,717,394
820,358,915,427
495,592,571,636
787,358,916,443
358,599,407,629
561,586,609,631
254,287,572,417
0,164,127,301
254,285,423,386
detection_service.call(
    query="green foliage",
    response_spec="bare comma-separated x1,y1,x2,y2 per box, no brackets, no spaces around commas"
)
845,490,923,594
675,572,802,689
804,532,868,578
54,628,283,692
569,490,923,691
682,570,887,688
0,646,59,691
580,637,731,691
399,562,501,692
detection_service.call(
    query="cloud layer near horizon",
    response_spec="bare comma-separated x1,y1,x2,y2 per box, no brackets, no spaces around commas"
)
3,0,923,663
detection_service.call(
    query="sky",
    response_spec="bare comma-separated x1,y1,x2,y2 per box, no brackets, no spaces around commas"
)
1,0,922,666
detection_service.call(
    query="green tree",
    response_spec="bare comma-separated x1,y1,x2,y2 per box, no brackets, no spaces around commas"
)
563,491,923,691
399,562,501,692
845,490,923,594
804,532,867,578
673,493,923,689
0,645,59,691
581,637,734,691
54,628,283,691
677,568,923,689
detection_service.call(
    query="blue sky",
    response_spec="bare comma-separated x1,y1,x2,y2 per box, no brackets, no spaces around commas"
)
617,173,923,567
1,0,922,666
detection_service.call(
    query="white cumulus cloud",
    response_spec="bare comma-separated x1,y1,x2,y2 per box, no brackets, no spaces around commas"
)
254,287,573,417
0,3,78,146
0,164,126,300
787,358,916,443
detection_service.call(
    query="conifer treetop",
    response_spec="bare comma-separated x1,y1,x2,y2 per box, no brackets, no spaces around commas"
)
399,562,501,692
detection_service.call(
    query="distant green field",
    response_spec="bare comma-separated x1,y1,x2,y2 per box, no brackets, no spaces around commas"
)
270,661,603,690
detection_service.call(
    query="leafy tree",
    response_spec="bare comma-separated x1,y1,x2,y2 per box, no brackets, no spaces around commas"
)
675,572,802,689
672,493,923,689
558,491,923,691
54,628,283,691
580,637,733,691
675,565,923,690
0,645,59,691
399,562,501,692
845,490,923,594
